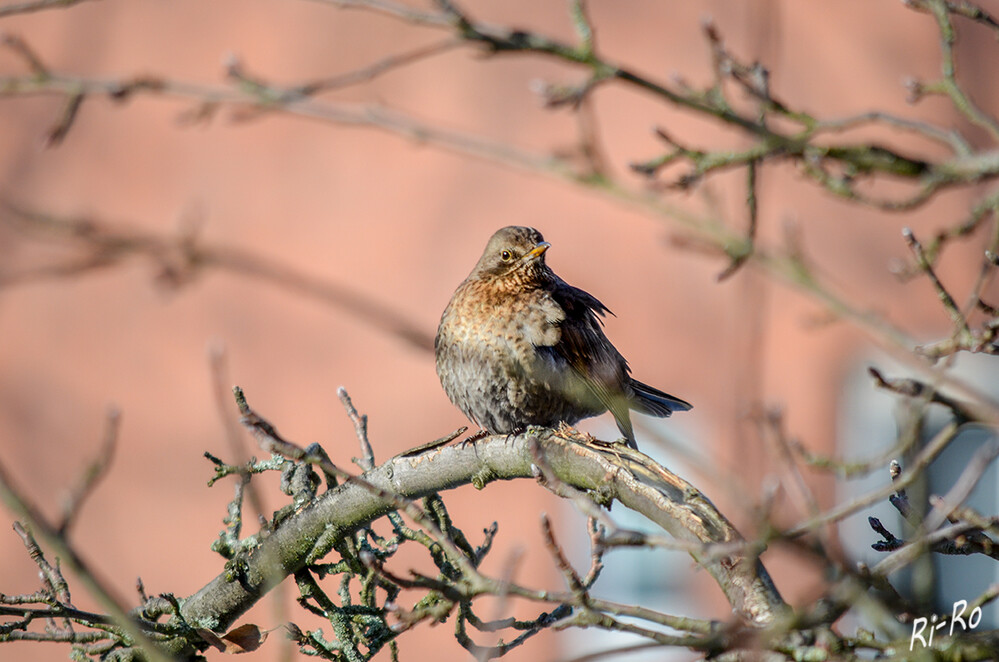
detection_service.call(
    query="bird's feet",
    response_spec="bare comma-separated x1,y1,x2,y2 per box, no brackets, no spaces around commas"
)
458,427,491,448
467,428,491,441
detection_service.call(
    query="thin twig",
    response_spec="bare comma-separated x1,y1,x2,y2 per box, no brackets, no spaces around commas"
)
0,203,436,351
1,32,48,74
337,387,374,471
232,386,480,578
785,420,961,537
868,366,993,423
923,440,999,533
0,463,173,662
207,342,268,519
540,514,586,598
870,442,999,574
757,408,821,521
0,0,98,19
288,38,462,98
717,159,758,281
913,0,999,141
814,110,970,154
44,90,84,147
58,406,119,536
903,227,972,337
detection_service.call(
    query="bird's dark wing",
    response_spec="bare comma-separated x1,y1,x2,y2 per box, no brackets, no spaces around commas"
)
545,279,625,376
543,278,691,445
540,279,637,439
552,279,613,323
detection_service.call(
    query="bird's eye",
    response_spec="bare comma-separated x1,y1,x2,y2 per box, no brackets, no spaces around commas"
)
500,250,512,261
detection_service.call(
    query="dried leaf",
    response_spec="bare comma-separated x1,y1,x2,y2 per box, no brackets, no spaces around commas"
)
196,623,269,654
221,623,268,653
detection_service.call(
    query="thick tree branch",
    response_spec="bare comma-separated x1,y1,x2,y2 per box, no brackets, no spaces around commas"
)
163,427,786,656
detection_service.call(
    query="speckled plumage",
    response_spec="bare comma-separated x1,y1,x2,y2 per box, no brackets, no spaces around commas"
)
435,226,691,449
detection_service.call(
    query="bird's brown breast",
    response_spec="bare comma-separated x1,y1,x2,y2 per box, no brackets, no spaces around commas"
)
435,272,599,433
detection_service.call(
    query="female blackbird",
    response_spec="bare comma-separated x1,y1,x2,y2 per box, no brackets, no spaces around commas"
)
435,226,691,449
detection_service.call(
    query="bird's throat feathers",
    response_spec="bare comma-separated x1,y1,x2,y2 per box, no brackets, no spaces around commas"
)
468,261,552,298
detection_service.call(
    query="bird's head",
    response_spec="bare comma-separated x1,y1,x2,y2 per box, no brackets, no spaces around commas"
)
470,226,551,280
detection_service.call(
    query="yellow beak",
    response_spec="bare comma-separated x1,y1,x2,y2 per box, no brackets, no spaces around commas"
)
524,242,551,261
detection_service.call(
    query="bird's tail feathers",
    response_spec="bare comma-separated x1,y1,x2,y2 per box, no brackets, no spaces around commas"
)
629,379,692,418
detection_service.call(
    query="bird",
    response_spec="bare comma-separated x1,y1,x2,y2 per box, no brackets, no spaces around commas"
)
435,226,691,449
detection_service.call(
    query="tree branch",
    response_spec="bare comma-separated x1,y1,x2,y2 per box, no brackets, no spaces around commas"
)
0,0,98,18
163,418,786,656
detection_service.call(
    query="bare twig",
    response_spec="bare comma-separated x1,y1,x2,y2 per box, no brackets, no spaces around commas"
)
57,406,119,536
923,440,999,533
906,0,999,35
717,159,758,281
903,227,972,336
540,514,586,597
337,387,374,471
580,517,604,588
814,110,970,154
785,419,961,537
286,38,462,98
455,599,570,661
908,0,999,141
556,642,665,662
0,462,174,662
43,90,84,147
871,442,999,574
868,366,995,423
207,342,268,519
13,521,72,606
757,407,821,521
872,519,997,575
0,203,436,351
305,0,449,27
970,583,999,613
0,0,98,19
232,386,480,578
1,32,48,74
895,189,999,277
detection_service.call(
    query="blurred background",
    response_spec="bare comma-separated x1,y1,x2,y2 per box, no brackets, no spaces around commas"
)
1,1,998,660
